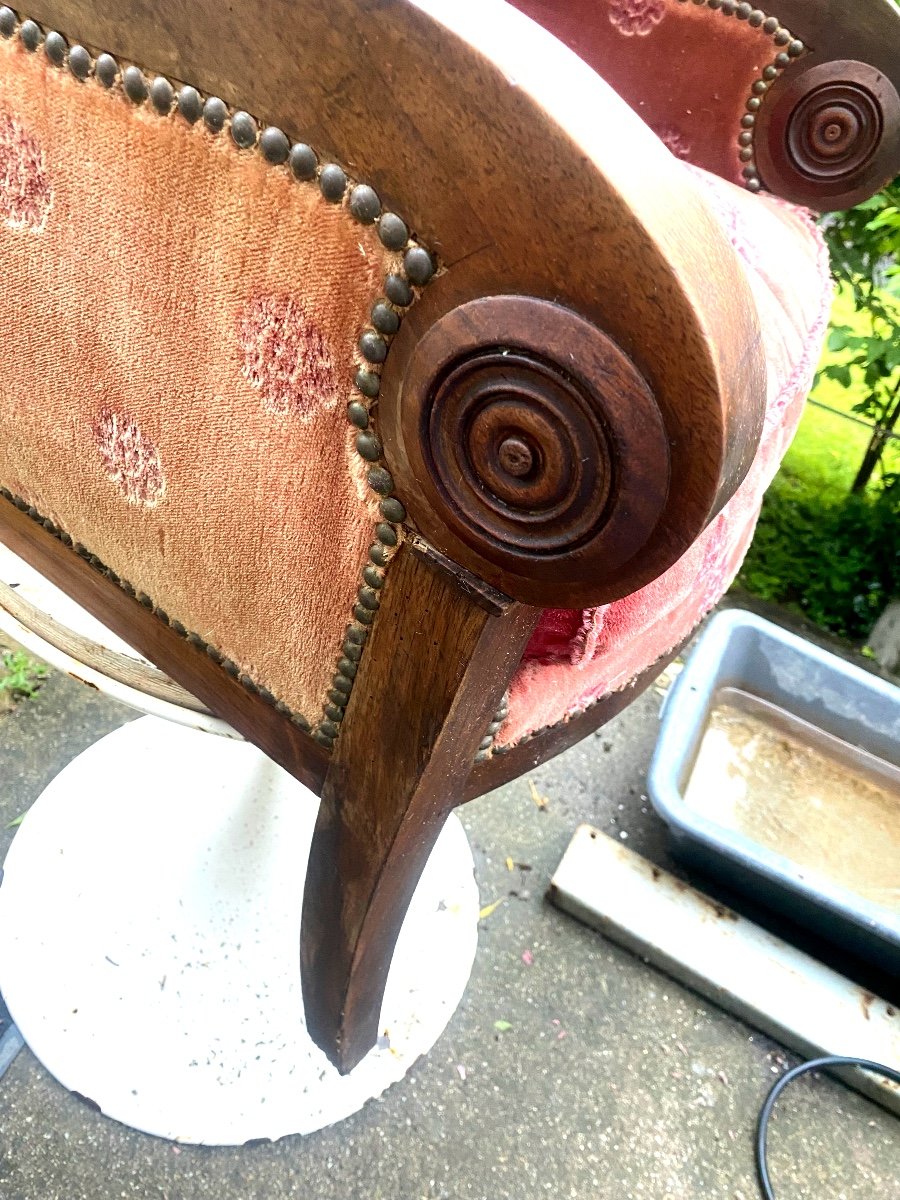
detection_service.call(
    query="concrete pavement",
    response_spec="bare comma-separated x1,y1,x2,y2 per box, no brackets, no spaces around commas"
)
0,629,897,1199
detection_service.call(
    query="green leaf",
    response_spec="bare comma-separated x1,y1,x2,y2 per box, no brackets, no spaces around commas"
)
0,649,48,699
831,365,853,388
493,1020,513,1033
856,195,888,212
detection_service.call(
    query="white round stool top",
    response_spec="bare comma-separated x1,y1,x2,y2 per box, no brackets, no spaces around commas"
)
0,718,479,1143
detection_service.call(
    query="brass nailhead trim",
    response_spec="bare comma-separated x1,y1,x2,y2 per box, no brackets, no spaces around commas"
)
474,692,511,763
674,0,806,192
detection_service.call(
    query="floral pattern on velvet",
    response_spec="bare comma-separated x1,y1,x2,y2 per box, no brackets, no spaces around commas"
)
0,111,51,232
608,0,666,37
92,408,166,508
238,294,340,420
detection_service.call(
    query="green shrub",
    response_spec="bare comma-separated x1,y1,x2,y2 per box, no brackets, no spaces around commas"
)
738,472,900,641
738,167,900,641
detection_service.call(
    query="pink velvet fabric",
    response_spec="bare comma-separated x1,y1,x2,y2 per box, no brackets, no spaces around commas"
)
503,166,833,749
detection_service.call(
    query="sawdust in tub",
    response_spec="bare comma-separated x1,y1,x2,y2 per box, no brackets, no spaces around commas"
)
683,687,900,912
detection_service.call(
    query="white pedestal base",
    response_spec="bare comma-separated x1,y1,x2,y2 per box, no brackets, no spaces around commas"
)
0,717,479,1144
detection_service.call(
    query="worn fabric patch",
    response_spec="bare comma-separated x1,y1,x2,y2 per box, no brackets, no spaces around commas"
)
506,165,833,747
0,109,52,231
92,407,166,507
608,0,666,37
238,294,341,420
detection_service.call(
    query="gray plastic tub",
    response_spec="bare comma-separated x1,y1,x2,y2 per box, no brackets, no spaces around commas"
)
648,609,900,975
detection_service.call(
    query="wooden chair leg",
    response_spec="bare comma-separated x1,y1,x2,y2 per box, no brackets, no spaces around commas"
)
301,541,538,1073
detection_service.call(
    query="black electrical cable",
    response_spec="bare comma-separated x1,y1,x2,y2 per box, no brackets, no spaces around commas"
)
755,1055,900,1200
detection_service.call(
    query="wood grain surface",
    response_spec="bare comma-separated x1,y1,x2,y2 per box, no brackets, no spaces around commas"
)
301,542,539,1071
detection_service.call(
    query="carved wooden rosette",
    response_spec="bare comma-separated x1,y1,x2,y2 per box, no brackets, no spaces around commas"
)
755,59,900,211
381,295,681,608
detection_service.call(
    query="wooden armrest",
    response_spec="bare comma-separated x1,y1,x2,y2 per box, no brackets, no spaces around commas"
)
510,0,900,211
379,0,769,608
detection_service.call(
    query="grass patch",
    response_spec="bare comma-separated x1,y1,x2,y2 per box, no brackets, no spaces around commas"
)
0,648,48,702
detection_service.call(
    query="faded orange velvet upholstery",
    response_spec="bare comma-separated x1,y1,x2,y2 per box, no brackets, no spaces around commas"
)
0,32,410,728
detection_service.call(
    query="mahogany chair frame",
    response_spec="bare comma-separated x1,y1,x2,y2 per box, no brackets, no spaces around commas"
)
1,0,898,1073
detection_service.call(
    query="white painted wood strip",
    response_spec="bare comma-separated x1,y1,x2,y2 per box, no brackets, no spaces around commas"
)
549,825,900,1116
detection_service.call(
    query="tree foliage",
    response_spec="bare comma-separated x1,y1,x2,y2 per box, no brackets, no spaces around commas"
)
738,173,900,639
818,179,900,493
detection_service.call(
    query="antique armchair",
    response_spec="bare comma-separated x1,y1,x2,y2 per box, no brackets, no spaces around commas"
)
0,0,898,1077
